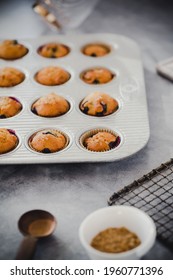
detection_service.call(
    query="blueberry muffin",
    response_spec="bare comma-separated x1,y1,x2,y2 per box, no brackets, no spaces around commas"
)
29,129,67,153
0,97,22,118
31,93,70,117
0,67,25,87
81,68,114,84
35,66,70,86
0,40,28,60
0,128,18,154
84,131,120,152
82,44,110,57
80,92,118,116
38,43,70,58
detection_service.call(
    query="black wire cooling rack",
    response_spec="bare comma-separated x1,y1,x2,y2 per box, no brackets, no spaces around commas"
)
108,159,173,250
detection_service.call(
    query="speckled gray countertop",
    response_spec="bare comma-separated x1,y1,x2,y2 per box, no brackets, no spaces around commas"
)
0,0,173,260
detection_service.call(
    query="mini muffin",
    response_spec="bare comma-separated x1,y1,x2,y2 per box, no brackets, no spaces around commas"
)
0,40,28,60
0,67,25,87
81,68,114,84
80,92,118,116
83,131,120,152
0,97,22,118
38,43,70,58
82,44,110,57
31,93,70,117
0,128,18,154
35,66,70,86
29,129,67,153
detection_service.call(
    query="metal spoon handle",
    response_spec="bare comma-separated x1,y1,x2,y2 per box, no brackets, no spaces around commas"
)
15,236,38,260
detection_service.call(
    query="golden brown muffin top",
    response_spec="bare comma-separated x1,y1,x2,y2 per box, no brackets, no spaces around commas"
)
38,43,70,58
0,40,28,60
81,68,114,84
80,92,118,116
35,66,70,86
0,96,22,118
32,93,69,117
84,131,120,152
0,67,25,87
29,129,67,153
0,128,18,154
83,44,110,57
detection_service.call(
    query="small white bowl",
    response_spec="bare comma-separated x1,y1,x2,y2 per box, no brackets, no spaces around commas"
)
79,205,156,260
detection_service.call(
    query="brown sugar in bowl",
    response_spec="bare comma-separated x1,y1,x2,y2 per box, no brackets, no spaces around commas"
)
91,227,141,253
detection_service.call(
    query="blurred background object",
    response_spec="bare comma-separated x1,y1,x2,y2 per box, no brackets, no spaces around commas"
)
33,0,100,31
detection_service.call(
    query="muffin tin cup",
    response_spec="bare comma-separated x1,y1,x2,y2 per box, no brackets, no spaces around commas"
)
29,94,73,119
0,67,27,88
37,43,71,59
78,127,123,153
80,66,118,86
0,96,24,120
0,40,30,61
0,130,21,157
33,65,72,87
0,34,149,164
80,41,119,58
26,128,72,155
78,96,121,118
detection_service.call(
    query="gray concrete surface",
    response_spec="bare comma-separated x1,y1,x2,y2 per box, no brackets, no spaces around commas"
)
0,0,173,259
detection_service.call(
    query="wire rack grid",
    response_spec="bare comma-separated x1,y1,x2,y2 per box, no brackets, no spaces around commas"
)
108,159,173,249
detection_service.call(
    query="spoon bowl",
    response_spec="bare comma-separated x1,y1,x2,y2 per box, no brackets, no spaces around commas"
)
18,209,56,237
16,209,57,260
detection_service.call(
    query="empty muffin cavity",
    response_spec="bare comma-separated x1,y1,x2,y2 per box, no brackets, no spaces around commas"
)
82,43,110,57
80,92,119,117
80,67,115,85
79,128,121,152
28,129,70,154
0,96,23,119
37,42,70,58
0,128,19,155
34,66,71,86
31,93,70,118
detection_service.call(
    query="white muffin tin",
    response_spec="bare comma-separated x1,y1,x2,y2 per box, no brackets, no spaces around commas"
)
0,33,149,164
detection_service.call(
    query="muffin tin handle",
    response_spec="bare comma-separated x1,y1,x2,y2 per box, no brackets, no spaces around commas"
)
15,235,38,260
